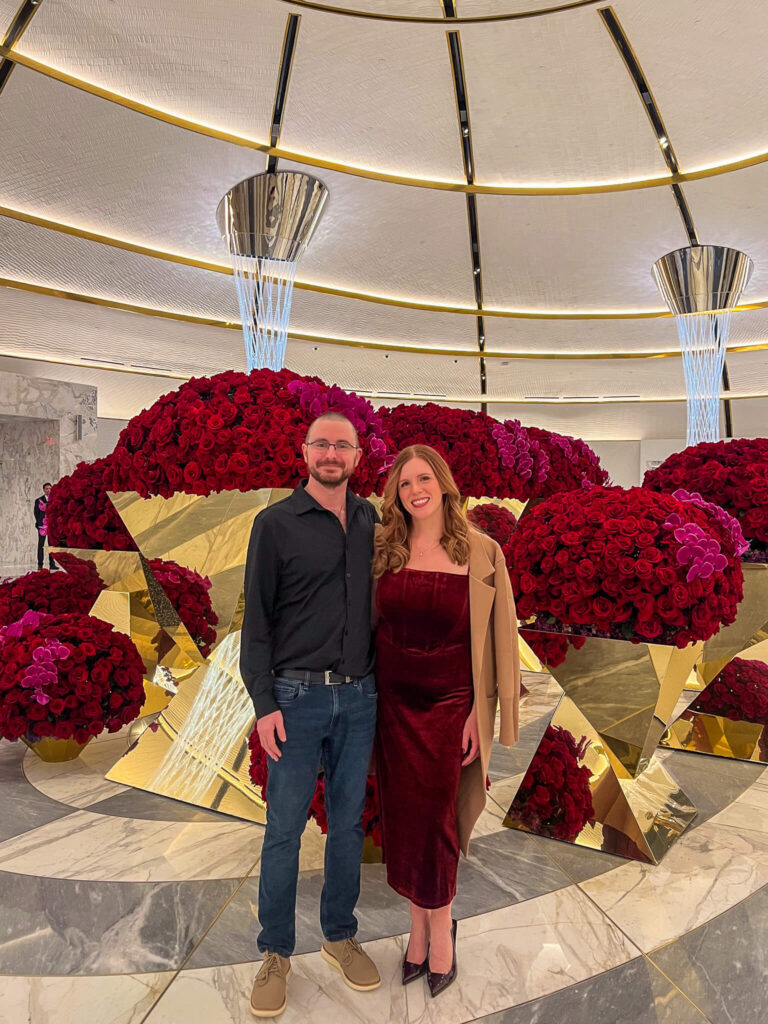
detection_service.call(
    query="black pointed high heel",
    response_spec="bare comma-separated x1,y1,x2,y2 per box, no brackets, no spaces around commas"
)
427,919,457,997
402,942,429,985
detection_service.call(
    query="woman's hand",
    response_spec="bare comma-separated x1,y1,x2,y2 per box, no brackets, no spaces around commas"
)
461,705,480,766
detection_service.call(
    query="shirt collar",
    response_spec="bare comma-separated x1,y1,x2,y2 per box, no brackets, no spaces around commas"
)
290,479,362,517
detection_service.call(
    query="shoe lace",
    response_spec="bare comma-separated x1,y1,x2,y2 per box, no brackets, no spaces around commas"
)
257,952,283,984
341,938,364,965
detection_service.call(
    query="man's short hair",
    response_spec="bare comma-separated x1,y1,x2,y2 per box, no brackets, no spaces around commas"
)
43,482,52,488
305,412,358,445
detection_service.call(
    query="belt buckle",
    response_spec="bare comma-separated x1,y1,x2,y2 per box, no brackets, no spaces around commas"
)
324,670,339,686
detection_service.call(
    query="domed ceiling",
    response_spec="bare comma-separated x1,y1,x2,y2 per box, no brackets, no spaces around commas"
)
1,0,768,439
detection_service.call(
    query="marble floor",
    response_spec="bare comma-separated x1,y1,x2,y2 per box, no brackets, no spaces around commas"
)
0,670,766,1023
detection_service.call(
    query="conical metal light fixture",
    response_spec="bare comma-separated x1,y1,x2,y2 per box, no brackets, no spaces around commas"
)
217,171,329,370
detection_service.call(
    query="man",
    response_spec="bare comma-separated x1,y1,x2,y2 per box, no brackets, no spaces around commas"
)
240,411,380,1018
33,482,53,571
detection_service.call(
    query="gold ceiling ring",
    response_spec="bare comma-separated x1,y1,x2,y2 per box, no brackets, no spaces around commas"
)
5,274,768,360
274,1,605,24
4,46,768,197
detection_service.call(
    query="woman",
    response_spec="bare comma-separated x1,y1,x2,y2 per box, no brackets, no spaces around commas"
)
372,444,520,997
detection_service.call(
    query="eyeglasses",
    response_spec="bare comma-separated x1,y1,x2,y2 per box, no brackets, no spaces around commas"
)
305,440,359,453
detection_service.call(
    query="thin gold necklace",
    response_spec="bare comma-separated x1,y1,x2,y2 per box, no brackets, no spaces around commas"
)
414,539,442,557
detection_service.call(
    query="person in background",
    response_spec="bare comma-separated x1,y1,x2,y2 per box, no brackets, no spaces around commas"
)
34,483,53,571
240,412,380,1019
372,444,520,998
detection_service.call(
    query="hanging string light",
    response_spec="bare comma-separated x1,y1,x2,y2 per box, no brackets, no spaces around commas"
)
653,245,753,445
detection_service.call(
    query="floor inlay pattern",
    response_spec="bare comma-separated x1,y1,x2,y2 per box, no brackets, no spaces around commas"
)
0,670,765,1023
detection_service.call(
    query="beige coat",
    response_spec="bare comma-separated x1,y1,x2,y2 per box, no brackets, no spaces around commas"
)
458,528,520,854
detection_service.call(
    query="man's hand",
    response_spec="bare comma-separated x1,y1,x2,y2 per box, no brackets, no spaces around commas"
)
461,706,480,766
257,709,287,762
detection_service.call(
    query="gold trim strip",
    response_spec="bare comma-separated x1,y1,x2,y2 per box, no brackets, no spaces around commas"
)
5,274,768,361
3,347,768,406
5,45,768,197
598,7,699,245
276,1,604,23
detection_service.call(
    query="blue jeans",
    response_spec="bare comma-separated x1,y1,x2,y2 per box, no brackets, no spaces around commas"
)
257,674,377,957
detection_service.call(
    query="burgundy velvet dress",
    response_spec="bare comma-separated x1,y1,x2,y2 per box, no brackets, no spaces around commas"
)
375,567,474,909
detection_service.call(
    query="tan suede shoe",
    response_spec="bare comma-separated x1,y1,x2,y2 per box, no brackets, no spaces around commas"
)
250,952,292,1017
321,938,381,991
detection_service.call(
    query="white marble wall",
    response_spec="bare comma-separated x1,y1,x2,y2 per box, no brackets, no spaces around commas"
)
0,418,59,569
0,372,97,569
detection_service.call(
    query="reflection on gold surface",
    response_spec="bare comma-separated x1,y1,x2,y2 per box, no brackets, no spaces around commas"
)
533,632,701,778
503,631,701,863
696,564,768,685
107,631,264,821
105,489,291,821
663,712,768,763
504,692,697,864
49,547,204,695
662,564,768,760
22,736,92,763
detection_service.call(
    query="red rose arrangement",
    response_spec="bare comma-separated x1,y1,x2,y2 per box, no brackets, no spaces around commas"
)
0,559,103,629
506,724,594,841
520,630,586,669
526,425,610,498
46,456,136,551
110,368,389,500
689,657,768,725
48,369,392,551
505,486,744,647
247,729,382,844
0,611,146,743
467,502,518,548
643,439,768,561
147,559,218,657
381,403,608,501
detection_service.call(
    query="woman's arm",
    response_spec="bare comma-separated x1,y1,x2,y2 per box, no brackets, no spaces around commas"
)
493,542,521,747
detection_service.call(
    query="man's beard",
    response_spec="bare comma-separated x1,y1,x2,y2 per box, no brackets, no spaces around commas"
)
308,462,352,487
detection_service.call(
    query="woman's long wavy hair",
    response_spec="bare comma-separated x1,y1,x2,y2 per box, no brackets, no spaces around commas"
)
372,445,471,578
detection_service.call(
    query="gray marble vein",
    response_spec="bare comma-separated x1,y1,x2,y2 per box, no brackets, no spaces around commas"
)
0,872,238,974
650,881,768,1024
476,956,709,1023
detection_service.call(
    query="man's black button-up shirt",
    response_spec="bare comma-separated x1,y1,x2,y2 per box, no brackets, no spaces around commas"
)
240,481,378,718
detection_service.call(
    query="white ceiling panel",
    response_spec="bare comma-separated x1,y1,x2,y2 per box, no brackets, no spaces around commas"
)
614,0,768,174
284,342,481,398
730,398,768,438
683,162,768,302
485,356,686,399
280,9,464,180
289,289,479,349
724,349,768,394
482,313,680,354
462,1,602,13
479,187,686,310
460,6,668,186
18,0,286,139
0,285,246,378
0,68,263,260
0,1,21,28
0,216,240,320
493,400,691,441
278,160,475,303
